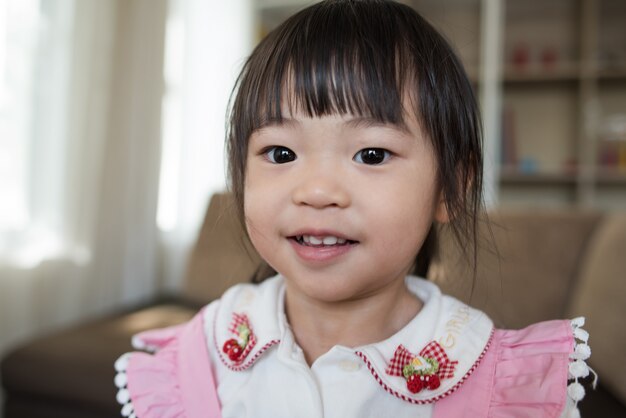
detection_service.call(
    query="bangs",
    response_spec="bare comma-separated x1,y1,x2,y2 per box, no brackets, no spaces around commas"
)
239,1,421,130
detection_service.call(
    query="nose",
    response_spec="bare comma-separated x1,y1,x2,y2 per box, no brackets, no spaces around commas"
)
291,170,351,209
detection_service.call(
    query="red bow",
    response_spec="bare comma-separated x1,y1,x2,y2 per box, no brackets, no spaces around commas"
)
386,341,457,380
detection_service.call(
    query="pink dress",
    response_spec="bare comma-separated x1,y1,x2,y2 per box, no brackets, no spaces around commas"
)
114,277,593,418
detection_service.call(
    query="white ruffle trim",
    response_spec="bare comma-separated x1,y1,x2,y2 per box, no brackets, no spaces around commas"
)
114,353,138,418
565,317,598,417
131,335,159,353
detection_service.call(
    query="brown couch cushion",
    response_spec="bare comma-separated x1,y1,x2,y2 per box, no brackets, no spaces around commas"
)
1,304,195,413
182,193,262,303
429,210,603,329
567,213,626,404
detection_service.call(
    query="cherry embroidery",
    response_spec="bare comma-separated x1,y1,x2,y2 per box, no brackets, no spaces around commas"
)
223,338,239,354
386,341,458,395
407,374,423,393
427,374,441,390
222,313,256,364
227,344,243,361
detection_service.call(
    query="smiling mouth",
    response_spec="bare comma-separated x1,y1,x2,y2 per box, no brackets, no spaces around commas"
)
291,235,358,247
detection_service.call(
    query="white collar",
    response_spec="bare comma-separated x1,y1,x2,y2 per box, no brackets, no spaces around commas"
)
211,275,494,403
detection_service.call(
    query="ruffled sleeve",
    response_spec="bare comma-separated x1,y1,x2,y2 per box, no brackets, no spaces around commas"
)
113,308,222,418
434,318,595,418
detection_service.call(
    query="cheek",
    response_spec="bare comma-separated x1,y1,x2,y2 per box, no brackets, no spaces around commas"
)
379,206,432,253
243,161,264,222
243,178,280,259
371,180,437,256
244,205,274,263
243,188,264,240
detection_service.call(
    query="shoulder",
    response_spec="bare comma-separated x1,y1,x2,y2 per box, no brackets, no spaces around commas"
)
434,317,595,418
112,277,284,418
113,306,221,418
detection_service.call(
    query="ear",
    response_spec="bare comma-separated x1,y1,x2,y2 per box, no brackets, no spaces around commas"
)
434,190,450,223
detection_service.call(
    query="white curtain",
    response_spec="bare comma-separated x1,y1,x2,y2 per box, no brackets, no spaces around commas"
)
0,0,255,368
157,0,254,292
0,0,167,359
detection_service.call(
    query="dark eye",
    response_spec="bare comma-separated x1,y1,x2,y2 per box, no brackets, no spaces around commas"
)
265,146,296,164
353,148,391,165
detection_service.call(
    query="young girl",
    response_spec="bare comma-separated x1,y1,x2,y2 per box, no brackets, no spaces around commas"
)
114,1,594,417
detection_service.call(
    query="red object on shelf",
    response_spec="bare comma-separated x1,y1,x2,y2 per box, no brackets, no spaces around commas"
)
541,47,558,70
512,43,530,71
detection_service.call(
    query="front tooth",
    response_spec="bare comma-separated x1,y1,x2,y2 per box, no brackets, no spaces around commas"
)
302,235,310,244
309,236,323,245
322,236,338,245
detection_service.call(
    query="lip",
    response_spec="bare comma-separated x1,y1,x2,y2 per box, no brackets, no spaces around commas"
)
287,229,358,263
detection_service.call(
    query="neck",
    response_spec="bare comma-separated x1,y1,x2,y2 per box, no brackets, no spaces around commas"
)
284,279,422,366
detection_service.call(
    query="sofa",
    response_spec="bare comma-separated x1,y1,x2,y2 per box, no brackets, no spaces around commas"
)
1,192,625,417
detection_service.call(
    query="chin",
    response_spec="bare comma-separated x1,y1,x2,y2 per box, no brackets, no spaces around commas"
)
283,274,379,305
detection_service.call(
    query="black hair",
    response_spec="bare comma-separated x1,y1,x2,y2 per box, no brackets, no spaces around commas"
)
227,0,484,282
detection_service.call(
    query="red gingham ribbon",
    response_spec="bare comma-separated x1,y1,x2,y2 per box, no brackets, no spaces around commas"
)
227,313,257,363
386,341,458,380
227,313,249,333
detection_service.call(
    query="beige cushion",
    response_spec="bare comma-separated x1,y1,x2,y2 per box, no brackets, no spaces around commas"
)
182,193,262,303
567,213,626,404
430,210,602,329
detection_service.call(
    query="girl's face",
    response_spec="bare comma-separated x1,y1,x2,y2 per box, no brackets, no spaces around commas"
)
244,108,447,305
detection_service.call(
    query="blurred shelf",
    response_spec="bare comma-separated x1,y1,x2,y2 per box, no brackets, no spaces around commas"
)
499,168,578,186
595,60,626,80
596,169,626,185
503,64,580,84
500,167,626,186
598,69,626,82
